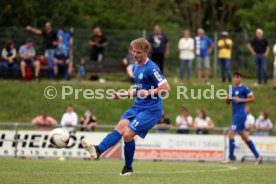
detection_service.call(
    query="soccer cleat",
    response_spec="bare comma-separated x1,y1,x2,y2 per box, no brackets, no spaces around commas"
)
81,139,101,160
120,166,133,176
255,157,263,165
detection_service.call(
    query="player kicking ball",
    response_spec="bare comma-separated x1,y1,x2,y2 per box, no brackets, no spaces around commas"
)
224,72,262,164
81,38,170,175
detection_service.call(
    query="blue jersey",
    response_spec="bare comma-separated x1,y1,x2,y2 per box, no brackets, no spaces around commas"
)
132,59,167,111
231,84,252,116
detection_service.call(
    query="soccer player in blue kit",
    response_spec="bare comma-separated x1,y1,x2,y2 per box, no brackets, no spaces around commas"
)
81,38,170,175
224,72,262,164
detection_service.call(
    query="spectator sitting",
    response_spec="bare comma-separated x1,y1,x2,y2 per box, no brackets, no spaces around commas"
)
1,41,19,78
122,49,136,82
245,106,255,132
254,112,273,136
80,108,97,132
26,22,58,76
31,110,57,131
19,39,40,80
155,111,171,134
175,106,193,134
53,28,73,80
193,109,214,134
89,27,108,63
60,104,78,134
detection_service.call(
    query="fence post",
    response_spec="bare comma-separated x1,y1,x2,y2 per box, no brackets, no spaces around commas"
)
142,29,147,39
213,32,218,78
223,127,228,160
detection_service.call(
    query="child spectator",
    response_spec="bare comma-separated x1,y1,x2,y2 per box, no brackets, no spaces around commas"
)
254,112,273,136
78,58,86,80
80,108,97,132
175,106,193,134
194,109,214,134
1,41,19,78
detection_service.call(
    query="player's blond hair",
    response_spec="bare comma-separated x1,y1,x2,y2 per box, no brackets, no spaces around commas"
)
130,38,151,54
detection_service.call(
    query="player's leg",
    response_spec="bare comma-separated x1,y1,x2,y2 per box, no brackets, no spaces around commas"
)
228,130,236,161
121,128,136,176
240,130,262,164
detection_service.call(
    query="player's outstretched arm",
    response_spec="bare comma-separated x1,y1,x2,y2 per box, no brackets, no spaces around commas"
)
112,89,137,99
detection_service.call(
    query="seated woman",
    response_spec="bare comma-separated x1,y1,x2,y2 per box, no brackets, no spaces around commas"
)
193,109,215,134
1,41,19,78
175,106,193,134
254,112,273,136
80,108,98,132
53,43,71,80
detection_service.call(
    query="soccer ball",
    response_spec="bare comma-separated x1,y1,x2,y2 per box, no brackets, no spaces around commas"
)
49,128,70,148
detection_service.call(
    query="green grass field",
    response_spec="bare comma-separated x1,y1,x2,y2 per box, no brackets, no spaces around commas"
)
0,74,275,128
1,159,276,184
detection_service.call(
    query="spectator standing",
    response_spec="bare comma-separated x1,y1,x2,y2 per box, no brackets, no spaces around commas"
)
195,28,214,84
26,22,58,75
175,106,193,134
155,111,171,134
254,112,273,136
247,29,269,85
89,27,108,63
60,104,78,134
1,41,19,78
80,108,97,132
148,25,170,73
217,31,233,83
178,30,194,82
19,39,40,80
193,109,214,134
273,43,276,91
122,49,136,81
245,106,255,132
31,110,57,131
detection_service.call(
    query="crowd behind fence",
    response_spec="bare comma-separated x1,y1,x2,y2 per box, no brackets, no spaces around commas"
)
1,27,276,78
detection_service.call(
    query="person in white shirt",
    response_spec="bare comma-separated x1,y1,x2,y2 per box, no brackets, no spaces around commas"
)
175,106,193,134
178,30,194,82
273,44,276,91
254,112,273,136
60,104,78,133
245,106,255,132
194,109,214,134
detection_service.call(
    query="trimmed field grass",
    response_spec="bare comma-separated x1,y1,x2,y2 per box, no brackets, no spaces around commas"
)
0,159,276,184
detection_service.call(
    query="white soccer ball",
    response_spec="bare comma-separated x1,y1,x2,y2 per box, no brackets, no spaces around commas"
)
49,128,70,148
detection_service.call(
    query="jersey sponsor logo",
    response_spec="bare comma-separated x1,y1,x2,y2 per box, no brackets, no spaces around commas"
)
235,91,239,96
153,71,162,82
139,73,143,80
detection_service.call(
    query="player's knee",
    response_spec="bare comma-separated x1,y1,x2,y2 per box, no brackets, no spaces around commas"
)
122,132,134,142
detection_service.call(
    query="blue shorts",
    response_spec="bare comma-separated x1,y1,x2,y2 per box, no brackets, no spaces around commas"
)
120,106,162,138
230,114,246,134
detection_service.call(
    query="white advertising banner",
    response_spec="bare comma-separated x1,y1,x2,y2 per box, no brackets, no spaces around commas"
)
0,130,121,159
134,134,225,161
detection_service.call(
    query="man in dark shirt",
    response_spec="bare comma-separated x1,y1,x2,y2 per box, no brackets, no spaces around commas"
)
89,27,108,63
247,29,269,85
26,22,58,74
148,25,170,73
155,111,171,134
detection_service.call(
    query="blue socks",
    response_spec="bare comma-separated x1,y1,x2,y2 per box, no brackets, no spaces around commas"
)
246,140,260,158
98,130,122,153
124,140,135,168
229,138,235,160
